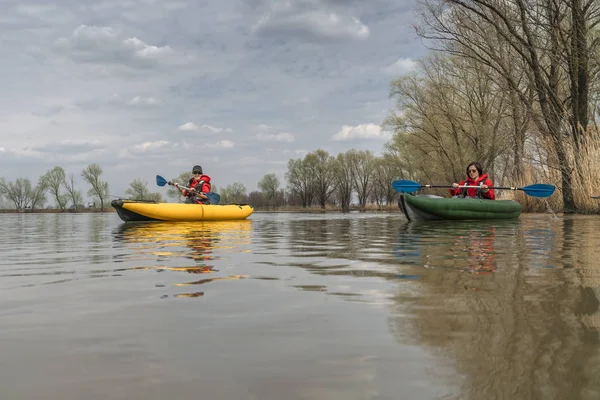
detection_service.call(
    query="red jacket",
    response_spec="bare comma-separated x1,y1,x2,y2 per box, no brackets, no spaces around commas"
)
183,175,211,196
449,173,495,200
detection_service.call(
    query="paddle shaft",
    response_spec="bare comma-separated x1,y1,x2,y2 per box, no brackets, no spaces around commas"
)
424,185,524,191
391,179,555,198
172,182,208,198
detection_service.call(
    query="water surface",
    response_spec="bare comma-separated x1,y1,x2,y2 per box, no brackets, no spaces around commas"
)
1,212,599,399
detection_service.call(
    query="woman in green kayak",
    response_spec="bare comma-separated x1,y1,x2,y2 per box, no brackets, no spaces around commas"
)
449,162,496,200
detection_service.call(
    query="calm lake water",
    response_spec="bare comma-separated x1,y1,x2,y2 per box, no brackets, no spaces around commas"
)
1,211,600,399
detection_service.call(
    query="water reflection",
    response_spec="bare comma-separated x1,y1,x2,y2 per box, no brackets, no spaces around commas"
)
394,220,520,274
389,216,600,399
266,215,600,398
4,213,600,398
113,220,252,297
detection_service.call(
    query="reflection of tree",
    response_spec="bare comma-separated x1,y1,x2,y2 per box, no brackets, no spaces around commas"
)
389,217,600,399
285,216,402,262
89,214,110,264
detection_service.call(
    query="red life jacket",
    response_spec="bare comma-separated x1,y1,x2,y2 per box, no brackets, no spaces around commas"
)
449,173,495,200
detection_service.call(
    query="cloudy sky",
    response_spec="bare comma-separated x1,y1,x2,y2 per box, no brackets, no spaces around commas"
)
1,0,424,199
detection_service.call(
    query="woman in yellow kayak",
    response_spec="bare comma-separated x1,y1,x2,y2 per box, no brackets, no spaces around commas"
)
449,162,496,200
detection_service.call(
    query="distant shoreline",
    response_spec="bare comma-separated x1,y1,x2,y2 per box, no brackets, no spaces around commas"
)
0,208,115,214
0,205,401,214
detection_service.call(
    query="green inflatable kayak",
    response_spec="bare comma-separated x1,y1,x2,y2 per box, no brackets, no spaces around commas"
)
398,194,521,221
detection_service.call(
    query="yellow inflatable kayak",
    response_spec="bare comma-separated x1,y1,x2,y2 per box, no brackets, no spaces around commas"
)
111,199,254,222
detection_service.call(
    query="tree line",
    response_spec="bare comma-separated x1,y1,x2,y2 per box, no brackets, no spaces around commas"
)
383,0,600,213
0,148,404,211
161,149,402,210
0,164,111,211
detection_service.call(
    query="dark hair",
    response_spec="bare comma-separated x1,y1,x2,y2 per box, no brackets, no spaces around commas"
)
466,162,483,176
192,165,202,174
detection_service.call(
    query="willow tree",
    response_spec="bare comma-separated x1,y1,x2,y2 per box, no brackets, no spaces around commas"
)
417,0,600,212
305,149,336,209
385,54,512,185
257,173,280,206
285,158,314,207
125,178,162,201
81,164,109,211
29,178,48,210
220,183,247,204
43,166,68,210
64,173,83,208
332,152,354,212
372,155,403,206
0,178,46,210
347,150,376,209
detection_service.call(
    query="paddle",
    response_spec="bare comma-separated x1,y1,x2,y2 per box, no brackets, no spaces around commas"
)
391,179,555,198
156,175,221,204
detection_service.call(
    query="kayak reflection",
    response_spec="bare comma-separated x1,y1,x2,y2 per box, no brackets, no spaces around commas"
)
112,220,252,297
394,219,521,274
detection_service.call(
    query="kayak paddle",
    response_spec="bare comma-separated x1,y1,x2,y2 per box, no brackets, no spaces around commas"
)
156,175,221,204
156,175,171,187
391,179,556,198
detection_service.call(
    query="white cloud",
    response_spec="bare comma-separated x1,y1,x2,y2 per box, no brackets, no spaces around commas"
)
253,3,369,41
29,139,104,155
127,96,160,105
201,124,233,133
253,124,295,142
53,25,177,68
332,123,389,141
178,122,198,132
178,122,233,133
256,132,295,143
131,140,170,153
206,140,235,149
385,58,417,75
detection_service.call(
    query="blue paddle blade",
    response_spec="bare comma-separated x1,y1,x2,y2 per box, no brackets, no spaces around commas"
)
206,192,220,205
521,184,555,198
392,179,422,193
156,175,168,187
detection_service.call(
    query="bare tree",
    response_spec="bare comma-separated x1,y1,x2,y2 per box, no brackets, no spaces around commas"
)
349,150,376,209
43,166,68,209
305,149,336,209
29,177,48,210
385,54,512,185
81,164,110,211
220,183,247,204
285,158,313,207
332,152,354,212
126,178,152,200
0,178,46,210
373,155,403,206
257,173,280,207
417,0,600,211
64,173,83,208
